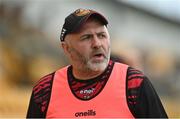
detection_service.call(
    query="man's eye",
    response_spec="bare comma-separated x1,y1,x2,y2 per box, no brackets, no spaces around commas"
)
98,34,106,38
81,35,91,40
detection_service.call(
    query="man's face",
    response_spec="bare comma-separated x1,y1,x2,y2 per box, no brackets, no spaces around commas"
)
62,18,110,72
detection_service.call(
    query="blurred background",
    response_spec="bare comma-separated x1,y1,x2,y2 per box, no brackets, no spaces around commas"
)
0,0,180,118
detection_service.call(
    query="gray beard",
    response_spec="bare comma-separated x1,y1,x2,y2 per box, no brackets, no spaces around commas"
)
69,46,110,72
86,51,110,72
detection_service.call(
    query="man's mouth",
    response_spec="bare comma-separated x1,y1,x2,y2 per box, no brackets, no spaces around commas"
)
94,53,103,57
92,53,105,61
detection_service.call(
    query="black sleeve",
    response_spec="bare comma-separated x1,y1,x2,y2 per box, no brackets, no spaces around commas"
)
26,92,44,118
127,67,168,118
26,72,54,118
135,77,168,118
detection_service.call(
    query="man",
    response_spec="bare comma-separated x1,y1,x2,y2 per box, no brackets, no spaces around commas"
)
27,8,168,118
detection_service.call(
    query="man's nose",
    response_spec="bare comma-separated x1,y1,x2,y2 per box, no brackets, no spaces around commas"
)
91,36,101,49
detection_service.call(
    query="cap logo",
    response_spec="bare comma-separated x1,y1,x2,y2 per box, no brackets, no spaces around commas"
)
60,28,67,41
73,9,90,16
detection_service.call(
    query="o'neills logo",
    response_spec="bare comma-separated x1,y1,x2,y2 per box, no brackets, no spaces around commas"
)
75,109,96,117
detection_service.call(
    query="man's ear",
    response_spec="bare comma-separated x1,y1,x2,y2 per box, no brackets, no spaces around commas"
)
61,42,70,56
61,42,67,52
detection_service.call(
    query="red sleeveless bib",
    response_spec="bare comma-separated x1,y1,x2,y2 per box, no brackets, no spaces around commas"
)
46,62,134,118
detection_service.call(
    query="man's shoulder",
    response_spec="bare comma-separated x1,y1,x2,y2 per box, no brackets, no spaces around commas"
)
126,67,145,89
30,72,55,113
34,72,55,88
32,72,55,97
126,67,146,111
33,65,69,88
